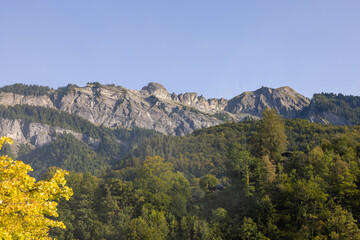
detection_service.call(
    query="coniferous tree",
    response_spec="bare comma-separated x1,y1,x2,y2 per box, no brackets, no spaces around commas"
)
252,108,288,162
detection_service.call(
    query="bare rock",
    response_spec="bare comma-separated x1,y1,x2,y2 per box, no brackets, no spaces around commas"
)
0,92,55,108
0,117,100,155
0,83,312,136
227,86,310,118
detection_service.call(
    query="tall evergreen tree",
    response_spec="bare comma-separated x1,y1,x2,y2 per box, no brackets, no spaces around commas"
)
252,108,288,163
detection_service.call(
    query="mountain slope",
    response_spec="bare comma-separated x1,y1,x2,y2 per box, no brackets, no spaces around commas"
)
0,83,313,135
0,83,358,137
226,86,310,118
305,93,360,125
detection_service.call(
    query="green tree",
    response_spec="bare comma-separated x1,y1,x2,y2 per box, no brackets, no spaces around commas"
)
239,217,269,240
199,174,220,194
134,156,190,217
252,108,288,162
127,208,169,240
51,172,103,240
325,205,360,240
226,148,257,196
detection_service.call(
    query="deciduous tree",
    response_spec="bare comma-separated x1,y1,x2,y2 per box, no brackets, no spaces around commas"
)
0,137,73,239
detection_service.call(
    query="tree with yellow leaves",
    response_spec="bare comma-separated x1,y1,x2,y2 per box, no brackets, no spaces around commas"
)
0,136,73,239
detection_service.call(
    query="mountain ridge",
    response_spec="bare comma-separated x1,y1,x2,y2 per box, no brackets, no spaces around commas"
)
0,82,357,137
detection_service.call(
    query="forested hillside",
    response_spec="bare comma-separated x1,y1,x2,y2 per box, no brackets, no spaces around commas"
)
20,109,360,239
1,83,359,136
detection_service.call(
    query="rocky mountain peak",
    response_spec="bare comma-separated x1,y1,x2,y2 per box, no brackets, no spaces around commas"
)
0,83,317,136
227,86,310,118
255,86,294,96
141,82,170,99
257,86,273,94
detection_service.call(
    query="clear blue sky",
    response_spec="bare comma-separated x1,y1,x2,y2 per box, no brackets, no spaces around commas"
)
1,1,359,99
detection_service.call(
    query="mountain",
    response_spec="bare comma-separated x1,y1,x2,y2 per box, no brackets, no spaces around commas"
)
304,93,360,125
226,86,310,118
0,82,313,136
0,82,359,152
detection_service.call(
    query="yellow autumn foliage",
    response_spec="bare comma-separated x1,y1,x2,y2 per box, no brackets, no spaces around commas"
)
0,136,73,239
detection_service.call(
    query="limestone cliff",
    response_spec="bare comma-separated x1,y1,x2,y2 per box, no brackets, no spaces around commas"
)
0,92,55,108
226,86,311,118
0,83,314,136
0,82,327,136
305,95,357,125
0,117,100,155
50,83,225,135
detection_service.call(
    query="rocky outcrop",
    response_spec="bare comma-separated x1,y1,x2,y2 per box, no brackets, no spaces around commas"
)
308,112,351,125
0,117,100,155
141,82,171,100
0,83,313,136
226,87,311,118
51,83,224,135
0,92,55,108
305,98,353,125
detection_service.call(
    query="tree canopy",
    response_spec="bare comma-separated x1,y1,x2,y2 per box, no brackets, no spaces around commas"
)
0,137,73,239
3,107,360,239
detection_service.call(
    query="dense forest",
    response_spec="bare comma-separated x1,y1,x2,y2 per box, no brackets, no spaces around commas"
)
0,83,52,96
5,108,359,239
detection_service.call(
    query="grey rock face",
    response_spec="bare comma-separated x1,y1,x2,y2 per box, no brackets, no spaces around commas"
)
0,83,312,136
308,112,351,125
0,117,100,155
141,82,171,100
53,83,224,135
306,98,352,125
0,92,55,108
51,83,312,135
227,87,311,118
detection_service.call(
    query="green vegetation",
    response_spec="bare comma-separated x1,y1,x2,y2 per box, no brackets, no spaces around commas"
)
181,105,202,114
15,109,358,239
0,104,159,143
211,112,233,121
311,93,360,124
0,83,51,96
117,116,350,180
0,104,160,178
20,133,109,178
0,105,109,139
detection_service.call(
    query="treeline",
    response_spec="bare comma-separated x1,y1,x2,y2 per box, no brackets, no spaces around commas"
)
0,104,158,144
312,93,360,124
0,83,51,96
0,104,115,139
28,109,360,239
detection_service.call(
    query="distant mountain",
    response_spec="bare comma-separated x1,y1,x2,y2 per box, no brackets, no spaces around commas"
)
0,82,312,135
0,82,359,176
304,93,360,125
0,82,358,142
226,86,310,118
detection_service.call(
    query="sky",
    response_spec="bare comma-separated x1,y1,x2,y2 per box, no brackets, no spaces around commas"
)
0,1,359,99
